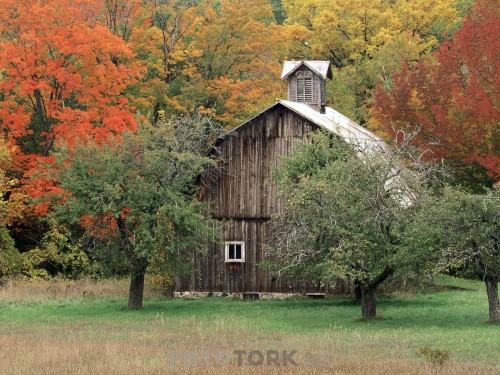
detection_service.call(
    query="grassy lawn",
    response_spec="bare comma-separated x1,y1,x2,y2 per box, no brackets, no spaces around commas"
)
0,277,498,374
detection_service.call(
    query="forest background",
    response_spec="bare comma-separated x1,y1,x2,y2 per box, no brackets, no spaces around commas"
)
0,0,497,288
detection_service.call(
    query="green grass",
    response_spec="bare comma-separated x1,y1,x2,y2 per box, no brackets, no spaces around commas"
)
0,276,498,373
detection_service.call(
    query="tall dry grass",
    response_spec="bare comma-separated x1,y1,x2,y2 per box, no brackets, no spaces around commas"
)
0,278,162,302
0,319,496,375
0,279,498,374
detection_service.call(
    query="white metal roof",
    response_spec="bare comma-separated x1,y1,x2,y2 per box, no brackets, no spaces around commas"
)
215,100,390,155
281,61,332,80
278,100,390,155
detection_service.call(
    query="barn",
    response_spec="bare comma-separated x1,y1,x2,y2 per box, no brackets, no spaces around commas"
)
176,61,388,294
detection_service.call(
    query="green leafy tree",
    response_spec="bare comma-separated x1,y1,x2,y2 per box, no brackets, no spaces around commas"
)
0,227,20,283
269,0,287,24
269,131,429,319
407,187,500,323
20,219,92,279
52,114,216,308
0,140,22,283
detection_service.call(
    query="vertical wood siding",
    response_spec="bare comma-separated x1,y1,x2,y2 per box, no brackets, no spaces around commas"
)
178,104,328,293
288,76,297,102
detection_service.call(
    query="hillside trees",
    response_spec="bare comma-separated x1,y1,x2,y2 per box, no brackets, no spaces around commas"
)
128,0,285,128
53,116,216,308
269,131,430,319
128,0,204,121
98,0,142,40
191,0,285,127
372,0,499,185
0,0,284,277
282,0,463,122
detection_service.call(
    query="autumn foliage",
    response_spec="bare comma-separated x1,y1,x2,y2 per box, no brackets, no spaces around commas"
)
0,0,497,276
281,0,462,121
372,0,499,181
128,0,284,128
0,0,143,214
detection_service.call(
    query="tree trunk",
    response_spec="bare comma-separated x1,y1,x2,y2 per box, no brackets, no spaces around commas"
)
485,277,500,323
128,258,148,309
354,281,362,304
358,266,393,319
361,287,376,319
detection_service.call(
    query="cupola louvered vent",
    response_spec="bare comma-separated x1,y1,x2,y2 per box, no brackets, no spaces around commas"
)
281,61,332,114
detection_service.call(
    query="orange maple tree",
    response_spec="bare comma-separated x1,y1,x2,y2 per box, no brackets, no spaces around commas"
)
0,0,143,214
372,0,499,182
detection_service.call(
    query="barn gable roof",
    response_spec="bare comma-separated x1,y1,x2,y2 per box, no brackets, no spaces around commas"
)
212,100,390,155
209,99,413,206
279,100,389,154
281,61,333,80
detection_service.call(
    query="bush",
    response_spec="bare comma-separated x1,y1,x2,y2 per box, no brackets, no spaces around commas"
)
0,227,21,282
20,219,95,279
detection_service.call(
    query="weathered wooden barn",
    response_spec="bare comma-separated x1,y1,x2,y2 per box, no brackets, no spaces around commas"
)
177,61,388,294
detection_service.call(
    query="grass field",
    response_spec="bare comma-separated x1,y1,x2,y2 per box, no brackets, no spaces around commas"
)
0,277,498,374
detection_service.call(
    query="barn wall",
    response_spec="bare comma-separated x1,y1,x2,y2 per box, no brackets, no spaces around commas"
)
201,105,319,219
176,218,325,293
178,105,328,293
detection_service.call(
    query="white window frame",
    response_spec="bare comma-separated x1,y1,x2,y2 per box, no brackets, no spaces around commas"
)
225,241,245,263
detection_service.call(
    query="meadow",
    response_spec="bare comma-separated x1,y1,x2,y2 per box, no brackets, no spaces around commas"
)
0,277,498,374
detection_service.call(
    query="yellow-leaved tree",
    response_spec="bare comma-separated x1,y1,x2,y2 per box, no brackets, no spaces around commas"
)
282,0,462,123
128,0,286,129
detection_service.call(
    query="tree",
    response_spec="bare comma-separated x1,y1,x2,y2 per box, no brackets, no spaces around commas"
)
372,0,499,185
52,115,216,308
179,0,285,128
282,0,462,123
97,0,142,40
17,218,92,279
269,0,287,24
407,187,500,323
269,131,428,319
0,227,19,283
0,141,22,282
0,0,143,215
128,0,284,128
128,0,205,123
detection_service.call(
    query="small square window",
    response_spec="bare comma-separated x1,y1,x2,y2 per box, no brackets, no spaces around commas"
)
225,241,245,263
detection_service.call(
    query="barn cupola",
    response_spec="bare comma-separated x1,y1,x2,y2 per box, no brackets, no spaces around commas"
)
281,61,332,114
